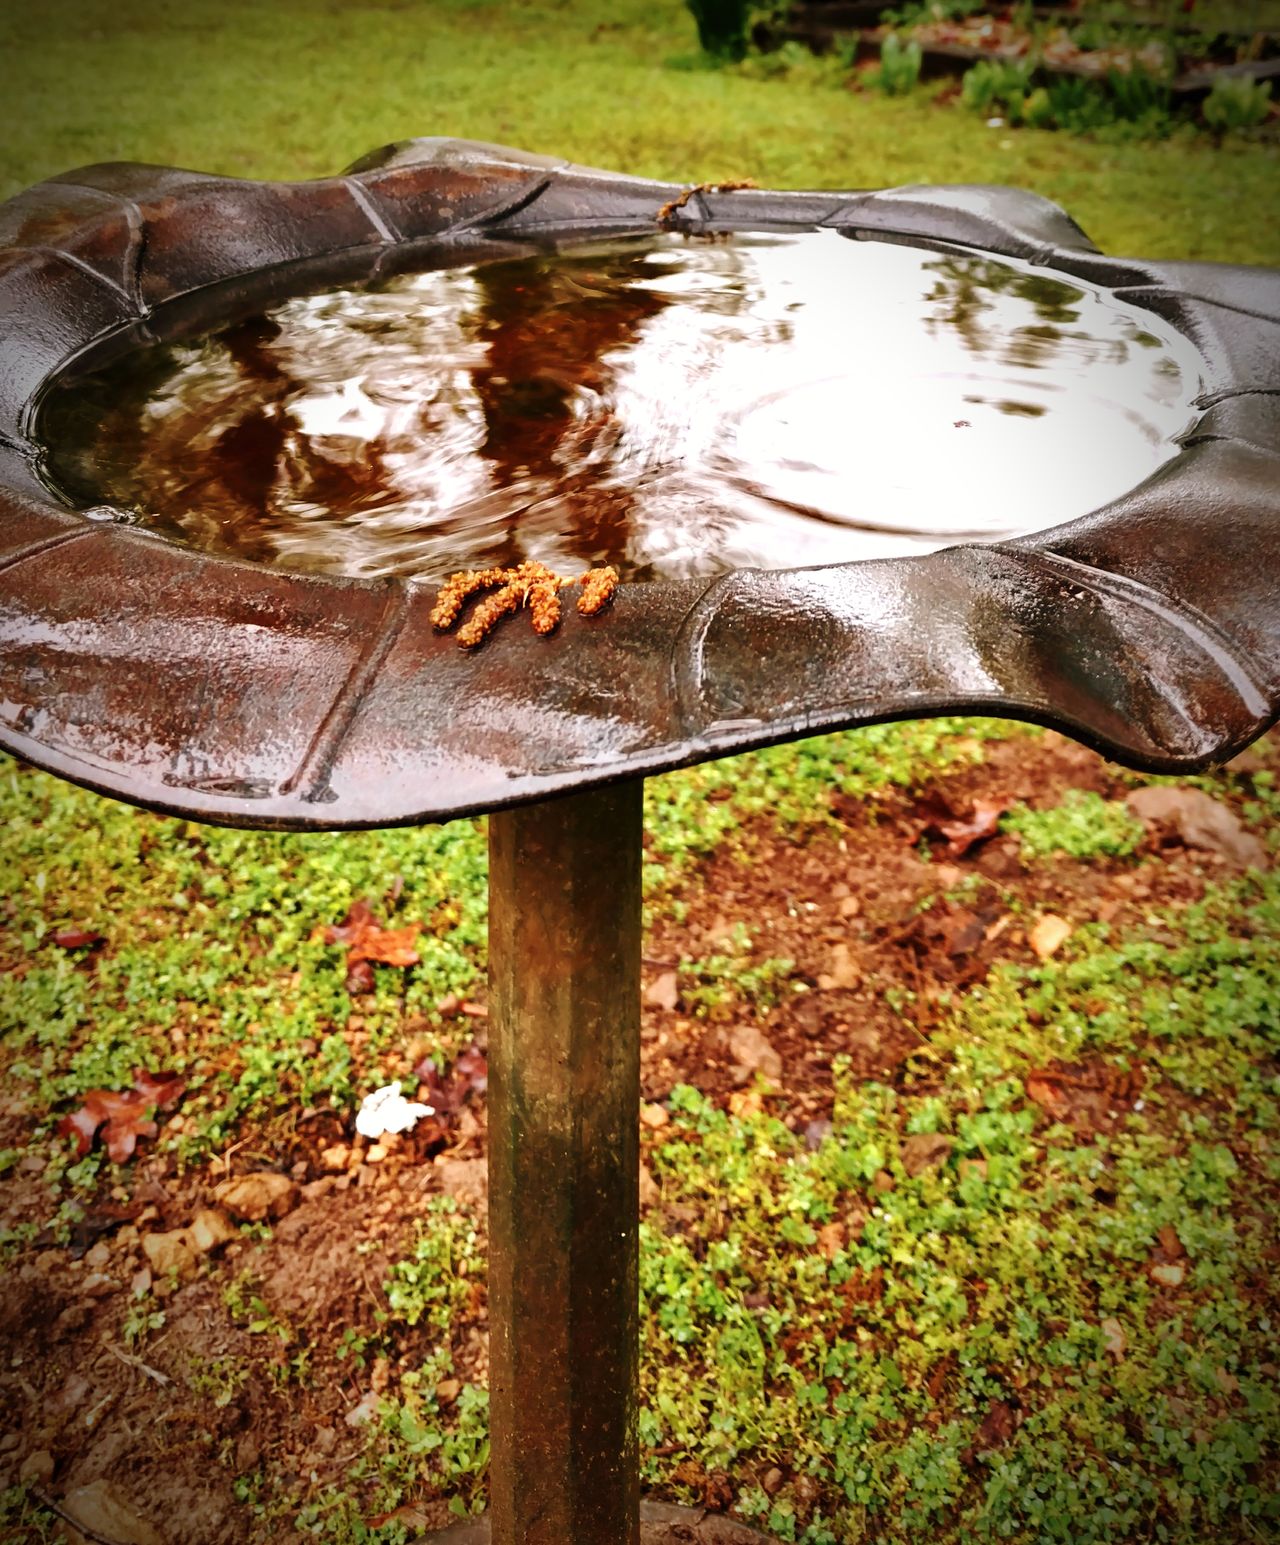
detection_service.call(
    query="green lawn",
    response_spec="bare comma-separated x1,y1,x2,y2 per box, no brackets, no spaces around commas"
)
1,3,1278,1542
1,0,1277,264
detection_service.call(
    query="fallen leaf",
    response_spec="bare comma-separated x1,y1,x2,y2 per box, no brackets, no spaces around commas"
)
414,1042,488,1117
1157,1224,1185,1259
902,1132,954,1176
817,1221,846,1260
324,899,422,983
345,958,375,994
914,794,1010,857
640,1102,669,1129
1125,786,1267,870
52,928,105,950
1029,914,1072,960
1100,1316,1126,1356
973,1398,1016,1449
1025,1072,1067,1112
57,1071,185,1164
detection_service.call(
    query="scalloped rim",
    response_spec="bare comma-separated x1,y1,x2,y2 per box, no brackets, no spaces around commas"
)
0,138,1276,828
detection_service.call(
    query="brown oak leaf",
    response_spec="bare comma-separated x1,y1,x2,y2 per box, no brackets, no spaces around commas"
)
324,899,421,989
58,1071,185,1164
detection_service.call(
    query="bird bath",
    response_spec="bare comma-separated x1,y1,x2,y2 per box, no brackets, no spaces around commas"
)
1,138,1278,1544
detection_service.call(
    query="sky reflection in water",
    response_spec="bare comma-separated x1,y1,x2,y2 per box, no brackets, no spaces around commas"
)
43,231,1202,582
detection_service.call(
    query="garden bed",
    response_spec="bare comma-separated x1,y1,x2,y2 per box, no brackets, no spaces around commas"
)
772,0,1280,100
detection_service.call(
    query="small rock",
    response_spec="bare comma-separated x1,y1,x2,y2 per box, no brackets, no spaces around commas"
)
345,1389,381,1428
437,1156,487,1206
762,1466,785,1496
130,1267,152,1298
83,1240,111,1271
435,1378,461,1404
644,971,680,1012
141,1229,197,1282
54,1302,92,1335
365,1143,389,1163
1029,914,1072,961
1150,1261,1186,1288
56,1479,165,1545
301,1176,337,1202
640,1102,669,1130
214,1172,299,1223
727,1024,782,1085
824,942,860,990
19,1450,53,1487
838,895,861,919
902,1133,954,1177
319,1144,350,1174
639,1162,660,1208
187,1208,237,1256
872,1169,896,1193
82,1271,117,1299
1126,785,1267,870
817,1221,846,1260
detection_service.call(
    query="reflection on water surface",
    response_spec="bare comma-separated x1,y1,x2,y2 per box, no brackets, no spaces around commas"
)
41,231,1202,582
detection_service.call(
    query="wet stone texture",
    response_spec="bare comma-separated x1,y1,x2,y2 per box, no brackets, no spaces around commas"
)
0,137,1278,828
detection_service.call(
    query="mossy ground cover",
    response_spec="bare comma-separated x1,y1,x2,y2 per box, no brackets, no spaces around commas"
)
2,726,1277,1543
1,2,1278,1540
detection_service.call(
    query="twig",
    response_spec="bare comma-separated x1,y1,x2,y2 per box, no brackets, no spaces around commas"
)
103,1337,171,1385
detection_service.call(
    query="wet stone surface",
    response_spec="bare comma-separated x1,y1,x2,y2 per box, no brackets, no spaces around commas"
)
40,230,1201,584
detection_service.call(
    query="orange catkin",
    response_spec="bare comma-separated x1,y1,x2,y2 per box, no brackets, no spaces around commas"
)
576,565,619,617
432,560,619,648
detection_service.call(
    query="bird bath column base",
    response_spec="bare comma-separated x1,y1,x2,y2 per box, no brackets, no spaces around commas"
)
487,781,643,1545
421,1500,789,1543
414,783,790,1545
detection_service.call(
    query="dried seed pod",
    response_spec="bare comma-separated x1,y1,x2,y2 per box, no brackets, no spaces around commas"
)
455,581,524,649
433,560,621,647
527,578,563,636
577,565,619,617
430,566,507,630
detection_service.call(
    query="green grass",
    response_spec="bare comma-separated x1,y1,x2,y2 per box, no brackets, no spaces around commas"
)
1,0,1277,264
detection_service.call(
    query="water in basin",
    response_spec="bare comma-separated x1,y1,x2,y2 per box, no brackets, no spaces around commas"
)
40,230,1202,582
